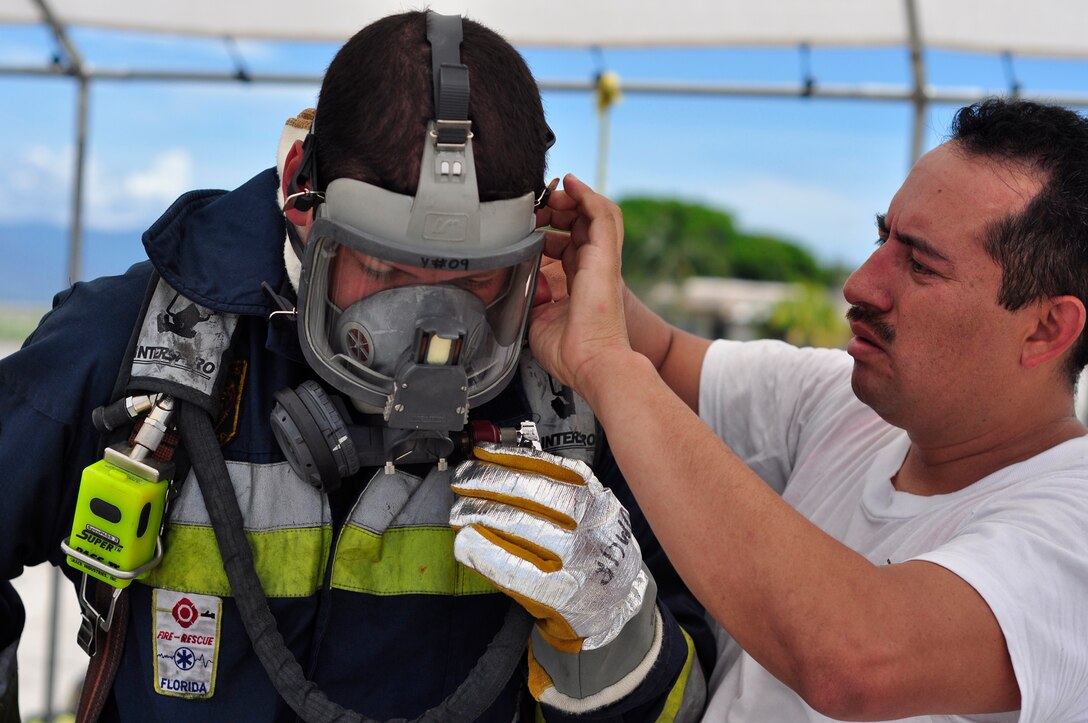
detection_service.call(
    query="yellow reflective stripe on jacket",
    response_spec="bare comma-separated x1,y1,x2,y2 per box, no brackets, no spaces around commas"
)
332,524,496,596
142,523,331,597
146,523,495,597
143,465,495,598
658,629,697,721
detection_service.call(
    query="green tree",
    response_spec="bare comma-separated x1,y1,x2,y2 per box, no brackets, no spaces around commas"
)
618,197,841,290
619,198,737,288
617,196,853,345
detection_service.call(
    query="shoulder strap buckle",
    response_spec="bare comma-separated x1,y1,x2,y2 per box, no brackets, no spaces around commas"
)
75,574,123,657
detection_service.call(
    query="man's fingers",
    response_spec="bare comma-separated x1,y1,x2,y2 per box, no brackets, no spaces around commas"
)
535,258,568,305
543,187,578,213
540,174,623,252
569,177,624,249
536,182,581,233
542,229,572,260
540,229,583,297
539,175,615,230
552,175,623,263
544,210,600,258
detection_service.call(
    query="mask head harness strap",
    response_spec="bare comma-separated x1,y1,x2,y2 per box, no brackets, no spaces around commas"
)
427,12,471,147
283,11,473,256
425,12,555,204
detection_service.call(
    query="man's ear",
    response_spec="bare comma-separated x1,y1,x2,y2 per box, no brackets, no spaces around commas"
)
1022,295,1087,370
281,139,311,228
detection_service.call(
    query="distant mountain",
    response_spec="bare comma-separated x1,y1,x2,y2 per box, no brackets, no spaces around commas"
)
0,224,150,303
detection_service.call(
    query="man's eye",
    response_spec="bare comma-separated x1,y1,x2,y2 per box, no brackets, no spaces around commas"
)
908,256,932,275
360,263,395,281
456,272,505,290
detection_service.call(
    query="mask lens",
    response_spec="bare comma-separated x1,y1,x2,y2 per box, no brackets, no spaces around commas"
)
298,229,540,417
328,246,513,311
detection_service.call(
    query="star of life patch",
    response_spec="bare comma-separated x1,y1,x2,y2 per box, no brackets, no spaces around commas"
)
153,589,222,699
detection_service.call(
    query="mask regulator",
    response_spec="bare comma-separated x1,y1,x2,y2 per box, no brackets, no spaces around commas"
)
271,379,540,493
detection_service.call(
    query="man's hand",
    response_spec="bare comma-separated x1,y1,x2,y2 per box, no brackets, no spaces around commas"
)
530,174,634,396
533,175,710,409
450,443,648,653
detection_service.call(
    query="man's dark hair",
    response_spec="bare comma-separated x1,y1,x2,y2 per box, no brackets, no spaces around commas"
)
951,98,1088,385
313,12,549,202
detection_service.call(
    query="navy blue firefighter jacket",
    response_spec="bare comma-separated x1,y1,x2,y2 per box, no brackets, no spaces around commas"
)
0,169,713,722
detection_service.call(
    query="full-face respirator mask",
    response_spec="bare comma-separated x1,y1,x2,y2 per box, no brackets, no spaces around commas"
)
271,12,548,491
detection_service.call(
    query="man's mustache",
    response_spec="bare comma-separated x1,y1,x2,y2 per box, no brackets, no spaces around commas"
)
846,305,896,345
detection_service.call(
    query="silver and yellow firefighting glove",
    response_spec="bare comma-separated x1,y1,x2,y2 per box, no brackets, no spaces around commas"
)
450,443,649,654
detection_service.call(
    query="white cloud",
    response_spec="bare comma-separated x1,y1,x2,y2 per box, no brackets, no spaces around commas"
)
5,145,72,225
122,150,193,201
85,149,194,230
4,145,196,231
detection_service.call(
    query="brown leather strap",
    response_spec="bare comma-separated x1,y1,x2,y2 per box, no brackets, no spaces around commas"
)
75,585,129,723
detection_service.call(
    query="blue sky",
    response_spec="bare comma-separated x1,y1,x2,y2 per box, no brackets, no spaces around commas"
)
5,20,1088,283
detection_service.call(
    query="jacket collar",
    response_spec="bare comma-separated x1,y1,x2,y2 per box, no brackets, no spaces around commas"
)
142,169,286,316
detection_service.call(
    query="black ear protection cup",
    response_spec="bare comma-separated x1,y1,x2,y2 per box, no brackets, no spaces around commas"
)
271,380,360,493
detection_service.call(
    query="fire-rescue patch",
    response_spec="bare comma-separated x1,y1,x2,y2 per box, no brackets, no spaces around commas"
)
153,589,222,699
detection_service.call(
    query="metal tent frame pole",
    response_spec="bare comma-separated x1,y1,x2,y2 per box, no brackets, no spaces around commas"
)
33,0,88,287
905,0,928,167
